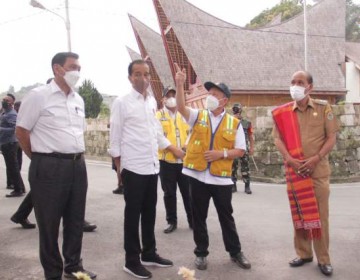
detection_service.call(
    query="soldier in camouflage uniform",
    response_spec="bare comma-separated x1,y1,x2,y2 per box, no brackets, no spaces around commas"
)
231,104,254,194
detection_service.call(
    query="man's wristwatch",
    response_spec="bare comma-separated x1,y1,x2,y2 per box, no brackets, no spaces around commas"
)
223,149,228,159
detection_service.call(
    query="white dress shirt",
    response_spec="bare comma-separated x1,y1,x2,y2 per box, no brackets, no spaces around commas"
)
109,88,170,175
17,80,85,153
182,108,246,185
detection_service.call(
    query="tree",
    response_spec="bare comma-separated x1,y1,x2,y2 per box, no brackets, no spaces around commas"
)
246,0,360,42
346,0,360,42
98,103,110,118
246,0,303,29
78,79,103,118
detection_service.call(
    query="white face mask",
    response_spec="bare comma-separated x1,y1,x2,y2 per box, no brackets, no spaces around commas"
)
290,85,307,101
205,95,220,111
64,70,80,88
165,97,177,108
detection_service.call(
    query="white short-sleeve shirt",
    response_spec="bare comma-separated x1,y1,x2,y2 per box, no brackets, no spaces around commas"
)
16,80,85,153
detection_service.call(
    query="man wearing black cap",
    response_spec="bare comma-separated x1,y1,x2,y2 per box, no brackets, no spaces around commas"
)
156,86,192,234
174,63,251,271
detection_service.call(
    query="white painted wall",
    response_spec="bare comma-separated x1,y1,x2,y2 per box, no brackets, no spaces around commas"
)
346,61,360,103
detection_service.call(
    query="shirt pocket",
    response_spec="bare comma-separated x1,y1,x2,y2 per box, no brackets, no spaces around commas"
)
222,130,236,149
70,106,85,129
39,108,68,128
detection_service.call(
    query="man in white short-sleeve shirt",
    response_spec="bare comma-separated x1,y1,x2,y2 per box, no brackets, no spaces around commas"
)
16,52,96,280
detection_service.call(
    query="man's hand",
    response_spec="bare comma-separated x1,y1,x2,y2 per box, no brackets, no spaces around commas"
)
204,150,223,162
166,145,185,160
174,63,186,86
249,146,254,156
298,155,320,176
286,156,306,176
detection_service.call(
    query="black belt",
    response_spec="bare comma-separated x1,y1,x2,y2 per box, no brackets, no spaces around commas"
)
32,152,83,160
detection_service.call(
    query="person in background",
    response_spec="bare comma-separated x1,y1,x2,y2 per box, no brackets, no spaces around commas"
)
157,86,192,234
272,70,338,276
1,93,26,197
112,158,124,194
16,52,96,279
174,63,251,271
231,103,254,194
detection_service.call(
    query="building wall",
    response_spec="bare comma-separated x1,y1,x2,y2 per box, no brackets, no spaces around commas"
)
346,61,360,103
85,104,360,182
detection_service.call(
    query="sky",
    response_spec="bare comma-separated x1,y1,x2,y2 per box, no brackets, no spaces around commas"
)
0,0,354,96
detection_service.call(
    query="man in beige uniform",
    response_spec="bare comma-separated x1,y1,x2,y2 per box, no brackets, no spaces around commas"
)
273,71,339,276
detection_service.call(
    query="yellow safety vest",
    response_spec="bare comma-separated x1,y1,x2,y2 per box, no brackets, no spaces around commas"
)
156,109,189,163
184,110,240,177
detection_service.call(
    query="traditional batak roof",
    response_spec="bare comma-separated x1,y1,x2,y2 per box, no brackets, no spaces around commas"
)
126,46,142,61
346,42,360,67
129,14,174,103
154,0,346,95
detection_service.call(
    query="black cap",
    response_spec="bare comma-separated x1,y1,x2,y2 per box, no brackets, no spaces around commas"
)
162,86,176,97
204,82,231,98
233,103,242,109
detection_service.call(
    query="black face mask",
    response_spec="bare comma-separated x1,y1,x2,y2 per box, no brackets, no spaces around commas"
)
2,101,10,110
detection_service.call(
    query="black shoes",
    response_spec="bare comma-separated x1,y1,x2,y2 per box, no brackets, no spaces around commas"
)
6,184,14,190
113,186,124,195
10,216,36,229
163,223,177,234
231,252,251,269
318,263,333,276
64,269,97,279
141,254,173,268
244,182,252,194
289,257,313,267
6,191,24,198
195,256,207,270
123,264,152,279
83,220,97,232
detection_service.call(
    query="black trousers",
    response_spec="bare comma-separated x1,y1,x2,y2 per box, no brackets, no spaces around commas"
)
12,192,33,221
1,142,24,192
189,177,241,257
29,154,88,279
122,168,158,266
159,160,192,226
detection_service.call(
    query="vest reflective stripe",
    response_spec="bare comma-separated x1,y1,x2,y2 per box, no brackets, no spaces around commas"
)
184,110,240,177
156,109,189,163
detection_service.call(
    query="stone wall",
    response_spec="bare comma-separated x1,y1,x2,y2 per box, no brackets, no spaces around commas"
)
84,104,360,182
85,119,111,162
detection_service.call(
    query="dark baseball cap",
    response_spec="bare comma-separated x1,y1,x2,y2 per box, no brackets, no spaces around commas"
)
233,103,242,109
204,82,231,98
162,86,176,97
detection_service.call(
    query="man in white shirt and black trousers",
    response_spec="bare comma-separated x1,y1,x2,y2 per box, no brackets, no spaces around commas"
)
110,59,183,279
16,52,96,280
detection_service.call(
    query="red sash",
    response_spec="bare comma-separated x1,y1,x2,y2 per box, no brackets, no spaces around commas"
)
272,102,321,239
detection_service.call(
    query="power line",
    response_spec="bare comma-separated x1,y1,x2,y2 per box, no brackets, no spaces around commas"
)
172,20,344,39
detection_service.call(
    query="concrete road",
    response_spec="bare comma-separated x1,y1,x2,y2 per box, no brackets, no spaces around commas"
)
0,156,359,280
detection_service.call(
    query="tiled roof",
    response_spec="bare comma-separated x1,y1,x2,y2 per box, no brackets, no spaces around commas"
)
346,42,360,66
157,0,346,92
128,15,174,88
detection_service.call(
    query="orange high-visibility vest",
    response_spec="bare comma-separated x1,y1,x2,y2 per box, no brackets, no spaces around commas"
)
156,109,189,163
184,110,240,177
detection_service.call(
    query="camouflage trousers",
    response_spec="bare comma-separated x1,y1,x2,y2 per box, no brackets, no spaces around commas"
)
231,152,250,184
